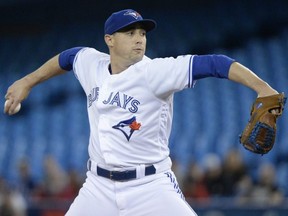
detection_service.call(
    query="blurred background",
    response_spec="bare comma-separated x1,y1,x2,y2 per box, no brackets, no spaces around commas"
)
0,0,288,215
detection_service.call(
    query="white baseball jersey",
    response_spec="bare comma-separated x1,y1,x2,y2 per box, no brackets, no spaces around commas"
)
73,48,194,168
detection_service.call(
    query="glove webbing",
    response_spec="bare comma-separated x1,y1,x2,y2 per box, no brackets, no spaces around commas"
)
246,122,275,154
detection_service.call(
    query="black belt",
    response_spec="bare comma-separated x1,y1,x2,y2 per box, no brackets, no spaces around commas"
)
89,161,156,181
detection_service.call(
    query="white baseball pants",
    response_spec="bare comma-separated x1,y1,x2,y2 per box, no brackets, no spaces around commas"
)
65,170,197,216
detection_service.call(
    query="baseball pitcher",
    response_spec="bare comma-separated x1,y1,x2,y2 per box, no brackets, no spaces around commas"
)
4,9,285,216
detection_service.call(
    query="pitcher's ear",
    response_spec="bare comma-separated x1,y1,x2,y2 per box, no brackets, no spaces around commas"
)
104,34,113,47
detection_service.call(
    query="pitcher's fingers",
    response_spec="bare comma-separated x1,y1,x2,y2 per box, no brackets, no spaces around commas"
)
4,99,12,114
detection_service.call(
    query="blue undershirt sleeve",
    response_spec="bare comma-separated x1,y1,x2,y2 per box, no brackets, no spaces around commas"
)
58,47,85,71
192,54,235,80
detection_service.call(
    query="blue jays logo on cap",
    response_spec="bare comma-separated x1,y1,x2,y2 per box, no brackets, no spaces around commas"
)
124,11,141,19
112,116,141,141
104,9,156,35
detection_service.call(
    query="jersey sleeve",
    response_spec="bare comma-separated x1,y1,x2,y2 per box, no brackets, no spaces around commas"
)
145,55,194,98
59,47,85,71
192,54,235,80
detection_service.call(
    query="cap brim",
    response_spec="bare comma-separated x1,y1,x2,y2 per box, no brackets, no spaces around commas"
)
114,19,157,34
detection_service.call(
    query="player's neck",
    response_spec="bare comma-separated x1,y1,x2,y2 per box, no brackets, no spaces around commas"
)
109,64,127,75
109,59,133,75
109,50,143,74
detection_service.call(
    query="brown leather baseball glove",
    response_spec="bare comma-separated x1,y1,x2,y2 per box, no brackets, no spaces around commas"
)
240,93,286,154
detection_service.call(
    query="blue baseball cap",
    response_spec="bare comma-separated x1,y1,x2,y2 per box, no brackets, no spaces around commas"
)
104,9,157,35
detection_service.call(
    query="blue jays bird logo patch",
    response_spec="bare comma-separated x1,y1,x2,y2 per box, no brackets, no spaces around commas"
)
112,116,141,141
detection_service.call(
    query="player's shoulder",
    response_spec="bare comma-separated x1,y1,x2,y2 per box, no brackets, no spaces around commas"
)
152,55,193,62
141,55,193,68
77,47,110,61
135,55,192,70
